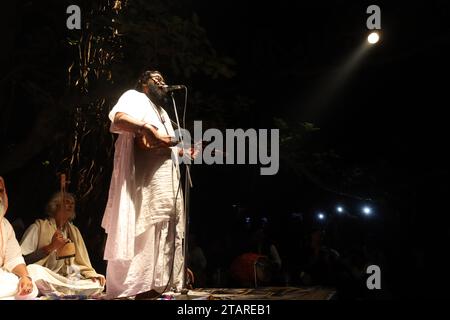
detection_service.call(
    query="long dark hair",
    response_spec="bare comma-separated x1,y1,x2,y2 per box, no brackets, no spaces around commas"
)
135,70,162,92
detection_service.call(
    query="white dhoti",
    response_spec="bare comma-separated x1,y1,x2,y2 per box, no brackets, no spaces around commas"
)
26,264,104,297
0,269,38,300
106,218,184,298
106,152,184,299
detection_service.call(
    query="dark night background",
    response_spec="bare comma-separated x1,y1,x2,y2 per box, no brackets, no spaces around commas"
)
1,0,449,299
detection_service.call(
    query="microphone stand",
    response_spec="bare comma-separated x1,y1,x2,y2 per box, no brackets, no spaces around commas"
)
170,91,192,294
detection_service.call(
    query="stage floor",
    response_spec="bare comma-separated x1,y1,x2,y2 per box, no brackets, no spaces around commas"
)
164,287,336,300
32,286,335,300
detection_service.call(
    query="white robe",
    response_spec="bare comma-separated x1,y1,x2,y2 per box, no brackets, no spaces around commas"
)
102,90,185,298
0,218,38,300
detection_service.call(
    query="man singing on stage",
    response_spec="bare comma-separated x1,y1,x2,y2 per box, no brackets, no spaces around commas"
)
102,70,191,298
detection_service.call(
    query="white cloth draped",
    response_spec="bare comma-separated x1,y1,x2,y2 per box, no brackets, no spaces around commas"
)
0,218,38,300
102,132,137,261
0,218,24,272
25,264,103,297
102,89,184,298
0,269,38,300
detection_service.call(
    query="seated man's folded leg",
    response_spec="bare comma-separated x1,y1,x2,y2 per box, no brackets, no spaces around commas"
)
27,264,104,296
0,269,20,299
0,269,38,300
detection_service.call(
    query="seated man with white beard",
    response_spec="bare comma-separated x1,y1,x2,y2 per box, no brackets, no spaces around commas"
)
0,176,38,300
20,192,105,297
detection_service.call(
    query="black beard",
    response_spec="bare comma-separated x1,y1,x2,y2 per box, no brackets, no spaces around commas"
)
146,82,169,108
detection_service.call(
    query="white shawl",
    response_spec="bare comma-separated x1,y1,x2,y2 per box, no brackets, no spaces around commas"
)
102,132,136,261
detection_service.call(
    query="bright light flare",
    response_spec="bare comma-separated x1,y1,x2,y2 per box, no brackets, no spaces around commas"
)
362,206,373,216
367,32,380,44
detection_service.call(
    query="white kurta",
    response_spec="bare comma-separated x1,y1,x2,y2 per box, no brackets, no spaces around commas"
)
102,90,185,298
0,218,38,300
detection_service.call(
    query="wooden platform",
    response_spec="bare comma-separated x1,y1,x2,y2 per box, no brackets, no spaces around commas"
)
166,287,336,300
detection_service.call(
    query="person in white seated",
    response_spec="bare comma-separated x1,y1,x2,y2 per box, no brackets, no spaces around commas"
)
0,176,38,300
20,191,105,296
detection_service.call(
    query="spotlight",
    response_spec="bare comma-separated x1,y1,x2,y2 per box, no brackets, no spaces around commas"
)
336,206,344,213
362,206,372,216
317,213,325,220
367,32,380,44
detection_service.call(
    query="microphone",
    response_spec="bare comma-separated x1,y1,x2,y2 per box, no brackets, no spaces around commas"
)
162,84,185,92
